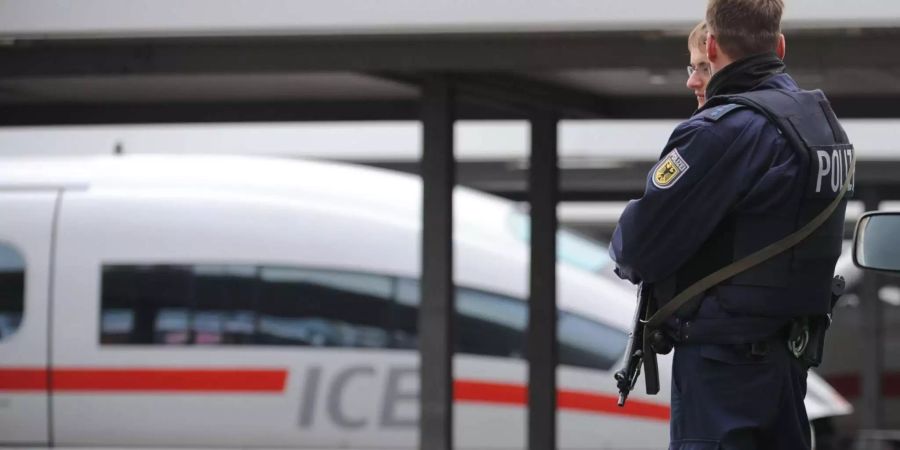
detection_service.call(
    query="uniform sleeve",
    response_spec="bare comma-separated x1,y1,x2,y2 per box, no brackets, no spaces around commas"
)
609,119,757,284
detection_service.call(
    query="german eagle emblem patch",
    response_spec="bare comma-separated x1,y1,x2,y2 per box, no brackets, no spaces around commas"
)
652,148,690,189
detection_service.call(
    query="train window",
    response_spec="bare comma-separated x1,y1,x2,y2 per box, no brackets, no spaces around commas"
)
100,265,393,348
0,243,25,341
191,265,259,345
456,288,527,359
392,279,625,370
392,280,526,357
101,265,196,344
390,278,419,349
558,312,627,371
256,267,392,348
508,212,612,273
100,265,627,368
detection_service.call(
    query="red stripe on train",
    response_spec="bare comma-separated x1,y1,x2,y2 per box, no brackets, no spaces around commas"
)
53,368,288,392
0,368,669,421
0,368,286,392
0,368,48,390
825,372,900,398
454,380,669,421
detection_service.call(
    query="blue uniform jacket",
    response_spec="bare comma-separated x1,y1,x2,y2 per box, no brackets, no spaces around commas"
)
610,73,807,343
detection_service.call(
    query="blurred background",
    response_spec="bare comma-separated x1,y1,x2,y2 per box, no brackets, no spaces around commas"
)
1,1,899,449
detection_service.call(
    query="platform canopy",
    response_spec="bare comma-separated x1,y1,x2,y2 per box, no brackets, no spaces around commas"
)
2,0,900,124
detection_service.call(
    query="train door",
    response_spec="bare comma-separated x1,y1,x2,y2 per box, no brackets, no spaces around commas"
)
0,190,57,446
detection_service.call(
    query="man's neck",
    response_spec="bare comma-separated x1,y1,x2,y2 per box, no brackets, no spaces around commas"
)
710,57,734,77
704,53,787,99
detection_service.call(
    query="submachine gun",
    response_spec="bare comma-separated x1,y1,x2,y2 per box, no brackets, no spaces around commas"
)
615,283,668,406
614,276,846,407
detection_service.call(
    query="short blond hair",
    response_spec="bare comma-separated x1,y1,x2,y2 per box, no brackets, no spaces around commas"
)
688,21,708,53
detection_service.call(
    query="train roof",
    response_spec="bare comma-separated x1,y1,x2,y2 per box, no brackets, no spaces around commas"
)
0,154,637,328
0,154,497,228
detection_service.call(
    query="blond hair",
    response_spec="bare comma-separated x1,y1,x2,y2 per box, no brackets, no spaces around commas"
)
688,21,708,52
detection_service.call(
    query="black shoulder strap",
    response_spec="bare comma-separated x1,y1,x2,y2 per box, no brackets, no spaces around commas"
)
714,89,851,150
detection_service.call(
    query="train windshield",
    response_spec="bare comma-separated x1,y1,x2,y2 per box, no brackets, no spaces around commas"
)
508,213,612,273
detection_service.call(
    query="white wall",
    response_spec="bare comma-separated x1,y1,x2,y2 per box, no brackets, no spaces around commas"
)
1,120,896,162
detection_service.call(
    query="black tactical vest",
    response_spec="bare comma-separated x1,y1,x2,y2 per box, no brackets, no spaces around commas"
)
657,89,854,319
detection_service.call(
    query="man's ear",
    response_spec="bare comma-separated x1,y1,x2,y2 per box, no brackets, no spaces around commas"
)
706,33,718,63
775,33,786,59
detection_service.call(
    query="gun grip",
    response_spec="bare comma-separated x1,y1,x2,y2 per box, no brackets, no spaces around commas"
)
642,332,661,395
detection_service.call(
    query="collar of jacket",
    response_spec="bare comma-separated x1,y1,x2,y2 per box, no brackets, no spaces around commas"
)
705,52,786,99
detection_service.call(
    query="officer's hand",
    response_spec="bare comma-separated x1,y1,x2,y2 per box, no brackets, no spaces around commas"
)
615,266,641,285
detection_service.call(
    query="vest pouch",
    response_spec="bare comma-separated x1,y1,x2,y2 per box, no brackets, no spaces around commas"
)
714,284,796,316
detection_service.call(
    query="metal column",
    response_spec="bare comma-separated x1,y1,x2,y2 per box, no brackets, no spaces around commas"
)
419,76,456,450
859,190,884,430
527,114,559,450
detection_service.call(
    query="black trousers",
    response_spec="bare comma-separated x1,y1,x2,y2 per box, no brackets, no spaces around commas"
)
668,339,810,450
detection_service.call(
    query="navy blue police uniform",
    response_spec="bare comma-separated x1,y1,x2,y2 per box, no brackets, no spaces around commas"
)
610,54,852,450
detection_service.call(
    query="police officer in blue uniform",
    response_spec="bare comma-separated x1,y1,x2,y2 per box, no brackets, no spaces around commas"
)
610,1,853,449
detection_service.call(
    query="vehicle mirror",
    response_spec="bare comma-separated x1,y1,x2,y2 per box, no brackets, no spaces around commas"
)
853,212,900,273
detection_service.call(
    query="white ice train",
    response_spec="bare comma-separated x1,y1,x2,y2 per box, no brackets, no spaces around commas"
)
0,155,851,449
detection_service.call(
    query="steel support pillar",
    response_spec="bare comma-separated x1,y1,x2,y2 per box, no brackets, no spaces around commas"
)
859,190,884,430
527,113,559,450
419,75,456,450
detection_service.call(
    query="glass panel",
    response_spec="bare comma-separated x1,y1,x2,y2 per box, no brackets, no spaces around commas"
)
856,214,900,272
192,265,258,345
558,312,627,371
391,280,528,356
391,278,419,349
456,288,527,359
100,265,394,349
101,265,194,344
97,264,628,368
257,267,392,348
508,212,612,273
100,266,138,344
0,243,25,340
393,278,626,369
